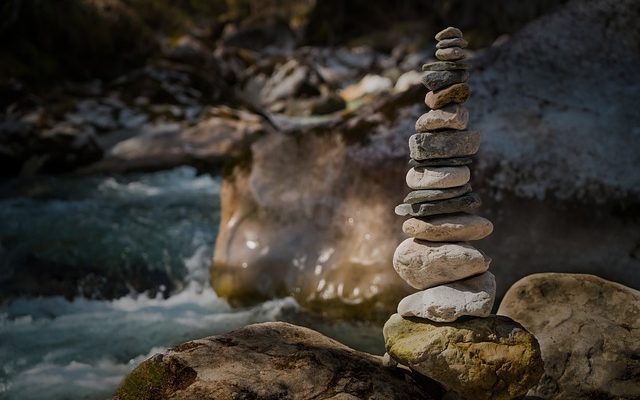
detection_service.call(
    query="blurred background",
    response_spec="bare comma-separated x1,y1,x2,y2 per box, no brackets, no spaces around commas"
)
1,0,639,399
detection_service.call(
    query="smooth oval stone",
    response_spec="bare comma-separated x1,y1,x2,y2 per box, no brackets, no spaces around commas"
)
408,157,472,168
394,193,481,217
435,47,466,61
435,26,463,40
397,271,496,322
425,83,470,110
403,213,493,241
436,37,468,49
409,131,480,160
415,104,468,132
403,184,472,204
422,61,471,71
406,166,470,189
392,238,490,289
421,70,469,92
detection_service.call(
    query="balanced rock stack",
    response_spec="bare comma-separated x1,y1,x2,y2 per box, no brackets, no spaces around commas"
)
383,27,544,400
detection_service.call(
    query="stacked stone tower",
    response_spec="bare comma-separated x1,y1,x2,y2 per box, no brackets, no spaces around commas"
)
393,26,495,322
383,27,544,400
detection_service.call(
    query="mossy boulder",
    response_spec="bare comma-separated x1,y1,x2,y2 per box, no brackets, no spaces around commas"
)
383,313,543,400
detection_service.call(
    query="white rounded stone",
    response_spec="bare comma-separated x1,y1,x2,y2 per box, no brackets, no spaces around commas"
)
392,238,491,290
397,272,496,322
402,213,493,241
405,166,470,189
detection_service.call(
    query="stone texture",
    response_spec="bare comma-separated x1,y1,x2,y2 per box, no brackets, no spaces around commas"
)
425,83,470,109
392,238,490,289
408,157,472,168
115,322,439,400
409,131,480,160
435,47,466,62
422,61,471,71
402,213,493,241
383,314,544,400
421,70,469,91
406,166,470,189
498,273,640,400
397,272,496,322
403,184,472,204
415,104,469,132
435,27,463,40
395,193,481,217
436,37,468,49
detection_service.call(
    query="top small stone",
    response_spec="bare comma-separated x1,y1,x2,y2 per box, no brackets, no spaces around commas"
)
435,27,463,41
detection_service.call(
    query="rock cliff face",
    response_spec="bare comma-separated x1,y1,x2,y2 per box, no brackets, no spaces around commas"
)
211,0,640,317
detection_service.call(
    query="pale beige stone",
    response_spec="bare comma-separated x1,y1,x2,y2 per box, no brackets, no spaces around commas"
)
405,166,470,190
436,37,468,49
435,27,463,40
392,238,490,289
402,213,493,241
415,104,468,132
435,47,466,61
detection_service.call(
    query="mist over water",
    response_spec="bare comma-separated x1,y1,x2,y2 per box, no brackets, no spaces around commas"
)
0,167,382,400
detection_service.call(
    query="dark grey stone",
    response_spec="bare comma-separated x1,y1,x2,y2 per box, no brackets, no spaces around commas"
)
422,61,471,71
408,157,472,167
409,131,480,160
421,70,469,92
395,193,481,217
403,184,472,204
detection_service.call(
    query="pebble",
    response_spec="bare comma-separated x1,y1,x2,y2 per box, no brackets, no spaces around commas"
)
394,193,481,217
436,37,468,49
435,27,463,40
408,157,472,168
421,70,469,92
422,61,471,72
435,47,466,62
409,131,480,160
403,184,472,204
425,83,470,109
392,238,491,289
402,213,493,241
405,166,470,189
415,104,468,132
397,271,496,322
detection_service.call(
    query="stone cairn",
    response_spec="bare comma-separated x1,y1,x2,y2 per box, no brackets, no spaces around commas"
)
383,27,544,400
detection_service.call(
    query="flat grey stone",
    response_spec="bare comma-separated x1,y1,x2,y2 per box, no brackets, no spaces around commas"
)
403,184,472,204
436,37,468,49
397,271,496,322
421,70,469,92
422,61,471,72
394,193,481,217
409,131,480,160
408,157,472,168
435,47,466,62
435,27,463,41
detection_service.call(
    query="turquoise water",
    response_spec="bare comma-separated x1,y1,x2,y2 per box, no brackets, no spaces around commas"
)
0,167,383,400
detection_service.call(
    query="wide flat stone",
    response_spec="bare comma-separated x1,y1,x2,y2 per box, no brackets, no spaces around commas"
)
435,27,463,40
408,157,472,168
394,193,481,217
421,70,469,91
415,104,468,132
397,271,496,322
405,166,470,189
435,47,466,62
436,37,468,49
425,83,470,109
392,238,490,289
409,131,480,160
402,213,493,241
383,314,544,400
403,184,472,204
422,61,471,72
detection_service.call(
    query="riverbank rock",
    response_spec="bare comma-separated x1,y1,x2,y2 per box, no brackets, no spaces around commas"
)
114,322,439,400
383,313,543,400
498,273,640,400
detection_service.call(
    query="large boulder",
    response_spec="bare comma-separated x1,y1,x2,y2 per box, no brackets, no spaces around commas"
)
498,273,640,400
114,322,439,400
210,0,640,318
